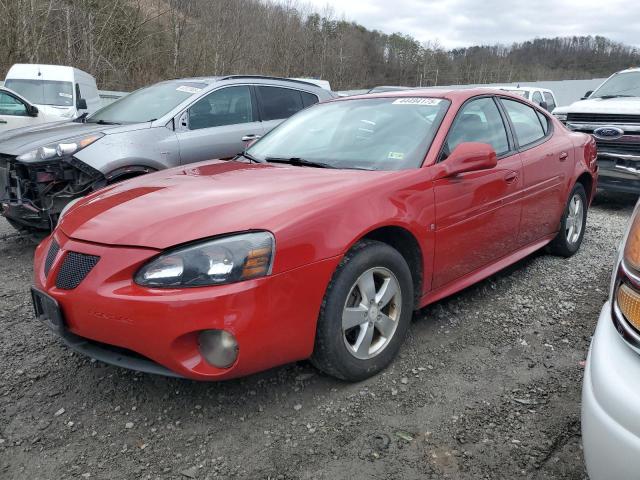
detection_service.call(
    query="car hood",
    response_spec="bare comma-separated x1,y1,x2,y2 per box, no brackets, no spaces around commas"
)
0,121,149,156
555,97,640,115
59,160,394,249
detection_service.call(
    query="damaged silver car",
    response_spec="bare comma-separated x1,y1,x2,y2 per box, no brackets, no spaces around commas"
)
0,75,334,232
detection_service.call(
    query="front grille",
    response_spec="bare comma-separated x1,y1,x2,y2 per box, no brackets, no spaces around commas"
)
567,113,640,124
55,252,100,290
596,141,640,155
44,240,60,277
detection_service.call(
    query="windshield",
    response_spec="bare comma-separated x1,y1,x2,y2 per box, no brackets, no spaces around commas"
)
4,79,73,106
501,89,528,99
87,81,206,124
592,71,640,98
247,97,450,171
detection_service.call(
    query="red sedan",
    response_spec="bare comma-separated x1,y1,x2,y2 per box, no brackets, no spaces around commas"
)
31,89,597,381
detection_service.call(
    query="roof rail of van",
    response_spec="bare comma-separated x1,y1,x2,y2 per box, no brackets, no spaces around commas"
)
218,75,321,88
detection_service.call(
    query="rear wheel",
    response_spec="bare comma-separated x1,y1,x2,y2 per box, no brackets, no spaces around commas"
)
547,183,587,257
311,240,414,381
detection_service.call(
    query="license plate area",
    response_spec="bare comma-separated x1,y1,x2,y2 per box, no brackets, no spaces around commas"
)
31,287,65,334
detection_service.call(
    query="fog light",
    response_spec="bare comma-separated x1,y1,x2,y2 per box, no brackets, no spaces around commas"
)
198,330,238,368
617,283,640,331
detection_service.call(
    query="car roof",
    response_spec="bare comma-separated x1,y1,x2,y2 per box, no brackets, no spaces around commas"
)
339,87,527,102
171,75,330,91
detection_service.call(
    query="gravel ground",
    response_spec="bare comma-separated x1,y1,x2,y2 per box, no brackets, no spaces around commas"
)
0,192,636,480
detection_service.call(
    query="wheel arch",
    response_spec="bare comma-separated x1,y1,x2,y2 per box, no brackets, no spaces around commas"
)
576,171,594,202
105,165,157,184
358,225,424,309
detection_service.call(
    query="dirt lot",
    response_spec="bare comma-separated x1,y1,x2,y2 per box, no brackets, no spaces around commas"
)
0,192,636,480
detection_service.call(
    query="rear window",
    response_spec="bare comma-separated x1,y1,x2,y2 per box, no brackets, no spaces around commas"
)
4,79,74,106
501,99,546,146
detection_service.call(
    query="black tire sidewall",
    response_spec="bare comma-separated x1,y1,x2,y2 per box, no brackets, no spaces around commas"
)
313,241,414,381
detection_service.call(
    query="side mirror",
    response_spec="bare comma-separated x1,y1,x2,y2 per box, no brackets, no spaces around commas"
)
77,98,88,110
436,142,497,179
27,105,38,117
582,90,593,100
539,101,549,111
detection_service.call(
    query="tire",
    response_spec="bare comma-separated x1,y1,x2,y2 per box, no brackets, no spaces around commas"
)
547,183,587,257
311,239,414,381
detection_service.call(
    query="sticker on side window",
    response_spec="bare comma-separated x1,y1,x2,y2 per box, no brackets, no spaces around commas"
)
176,85,202,94
392,98,442,106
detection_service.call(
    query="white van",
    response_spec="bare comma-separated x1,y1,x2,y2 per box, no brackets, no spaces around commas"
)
3,64,100,126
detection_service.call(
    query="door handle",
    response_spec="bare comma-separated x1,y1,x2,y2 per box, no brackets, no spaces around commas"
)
0,120,7,124
559,152,568,161
242,134,261,142
504,171,518,183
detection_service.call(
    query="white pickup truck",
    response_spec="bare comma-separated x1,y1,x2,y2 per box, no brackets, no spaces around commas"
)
553,68,640,193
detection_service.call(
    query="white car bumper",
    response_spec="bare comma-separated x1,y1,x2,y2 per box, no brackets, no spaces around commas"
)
582,301,640,479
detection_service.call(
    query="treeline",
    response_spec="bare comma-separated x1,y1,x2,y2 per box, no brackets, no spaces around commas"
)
1,0,639,91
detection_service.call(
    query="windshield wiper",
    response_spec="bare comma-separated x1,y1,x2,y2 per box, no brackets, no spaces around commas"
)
236,152,265,163
596,94,635,99
86,119,120,125
265,157,335,169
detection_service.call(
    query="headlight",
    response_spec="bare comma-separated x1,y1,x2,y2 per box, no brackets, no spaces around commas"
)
553,113,567,122
135,232,275,287
16,133,103,163
612,203,640,344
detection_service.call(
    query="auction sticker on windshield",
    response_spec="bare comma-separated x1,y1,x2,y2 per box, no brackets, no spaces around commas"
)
392,98,442,105
176,85,202,94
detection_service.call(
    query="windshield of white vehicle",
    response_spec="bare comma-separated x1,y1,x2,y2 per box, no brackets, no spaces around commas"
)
247,97,450,170
501,89,528,99
86,81,206,124
4,79,74,106
592,71,640,98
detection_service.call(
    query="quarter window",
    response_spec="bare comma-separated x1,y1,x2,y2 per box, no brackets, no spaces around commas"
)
188,86,253,130
300,91,319,108
446,97,509,156
501,99,546,147
0,92,27,116
257,86,305,121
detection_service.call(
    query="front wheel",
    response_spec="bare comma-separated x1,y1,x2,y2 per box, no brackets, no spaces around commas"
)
547,183,587,257
311,240,414,381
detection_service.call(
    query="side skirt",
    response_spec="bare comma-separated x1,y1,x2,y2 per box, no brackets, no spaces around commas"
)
419,234,556,308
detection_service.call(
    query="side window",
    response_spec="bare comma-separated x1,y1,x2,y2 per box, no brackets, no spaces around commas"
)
188,86,253,130
300,91,319,108
0,92,28,116
257,86,304,121
543,92,556,111
532,91,543,105
445,97,509,156
501,99,546,147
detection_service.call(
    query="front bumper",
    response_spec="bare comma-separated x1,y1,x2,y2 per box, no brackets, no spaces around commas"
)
597,157,640,194
582,301,640,479
33,230,340,380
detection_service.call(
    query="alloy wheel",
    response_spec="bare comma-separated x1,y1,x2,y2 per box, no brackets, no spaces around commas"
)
565,193,584,245
342,267,402,360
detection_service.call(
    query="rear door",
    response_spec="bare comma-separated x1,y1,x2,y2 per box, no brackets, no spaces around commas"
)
175,85,264,164
432,96,523,289
499,97,572,245
0,90,36,131
256,86,319,134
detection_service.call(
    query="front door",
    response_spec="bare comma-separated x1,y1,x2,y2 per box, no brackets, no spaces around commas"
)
0,90,36,131
432,96,523,289
175,85,264,164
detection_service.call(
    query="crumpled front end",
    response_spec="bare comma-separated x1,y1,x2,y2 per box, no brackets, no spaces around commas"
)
0,153,104,231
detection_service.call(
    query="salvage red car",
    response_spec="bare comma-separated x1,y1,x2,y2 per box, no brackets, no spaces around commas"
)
31,89,597,381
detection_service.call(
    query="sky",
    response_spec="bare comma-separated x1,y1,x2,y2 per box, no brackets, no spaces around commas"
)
295,0,640,49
